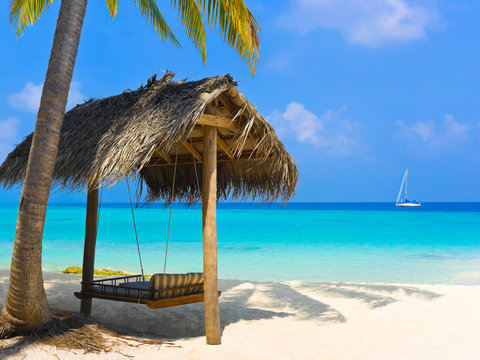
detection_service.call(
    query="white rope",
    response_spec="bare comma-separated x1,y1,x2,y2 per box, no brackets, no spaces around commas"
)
96,183,103,235
127,178,144,278
192,140,202,201
163,150,178,274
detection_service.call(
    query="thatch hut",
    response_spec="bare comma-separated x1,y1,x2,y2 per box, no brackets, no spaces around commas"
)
0,71,298,344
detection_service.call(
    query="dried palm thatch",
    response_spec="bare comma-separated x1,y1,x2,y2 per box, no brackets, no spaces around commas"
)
0,72,298,203
0,308,170,356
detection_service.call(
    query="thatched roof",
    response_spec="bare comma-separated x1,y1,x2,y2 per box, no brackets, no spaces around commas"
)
0,72,298,203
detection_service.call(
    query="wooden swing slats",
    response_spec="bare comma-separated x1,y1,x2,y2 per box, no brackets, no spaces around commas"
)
75,291,148,304
74,291,221,309
147,291,221,309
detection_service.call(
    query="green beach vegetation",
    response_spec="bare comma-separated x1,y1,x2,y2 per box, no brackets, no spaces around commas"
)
63,267,151,277
0,0,260,339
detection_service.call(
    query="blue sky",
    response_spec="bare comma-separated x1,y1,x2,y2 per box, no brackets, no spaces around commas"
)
0,0,479,203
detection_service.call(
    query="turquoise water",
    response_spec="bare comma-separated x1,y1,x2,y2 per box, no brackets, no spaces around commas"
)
0,203,479,284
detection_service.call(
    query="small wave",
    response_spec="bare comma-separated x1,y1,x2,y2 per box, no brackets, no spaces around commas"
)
410,253,444,259
221,245,262,251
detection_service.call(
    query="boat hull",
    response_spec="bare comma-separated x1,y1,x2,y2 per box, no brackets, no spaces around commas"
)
396,203,421,207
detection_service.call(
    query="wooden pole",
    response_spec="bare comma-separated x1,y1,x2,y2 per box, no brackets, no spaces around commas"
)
80,184,99,315
202,125,221,345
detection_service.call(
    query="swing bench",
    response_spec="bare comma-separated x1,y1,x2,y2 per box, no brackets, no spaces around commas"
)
74,151,221,309
74,273,221,309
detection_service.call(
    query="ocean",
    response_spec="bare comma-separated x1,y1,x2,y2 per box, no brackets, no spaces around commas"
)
0,202,479,284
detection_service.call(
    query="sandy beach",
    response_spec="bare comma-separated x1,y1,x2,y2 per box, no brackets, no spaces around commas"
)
0,270,479,359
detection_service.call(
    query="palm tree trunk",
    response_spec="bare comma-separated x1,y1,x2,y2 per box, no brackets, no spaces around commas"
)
0,0,87,338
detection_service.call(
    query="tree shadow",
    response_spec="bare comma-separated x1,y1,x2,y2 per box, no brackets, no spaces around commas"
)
293,282,442,309
248,282,346,324
0,336,30,359
340,283,442,300
85,280,299,340
0,274,443,357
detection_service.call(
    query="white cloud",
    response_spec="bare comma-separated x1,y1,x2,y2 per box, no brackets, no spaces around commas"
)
266,52,293,72
268,102,362,157
8,82,42,112
0,116,19,141
396,114,469,153
0,143,13,163
443,114,468,138
66,81,85,109
0,116,20,162
279,0,440,47
8,81,85,112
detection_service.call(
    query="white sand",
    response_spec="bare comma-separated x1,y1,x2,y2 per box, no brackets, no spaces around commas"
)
1,270,480,359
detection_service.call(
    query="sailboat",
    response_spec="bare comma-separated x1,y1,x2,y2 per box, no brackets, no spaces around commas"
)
396,169,421,207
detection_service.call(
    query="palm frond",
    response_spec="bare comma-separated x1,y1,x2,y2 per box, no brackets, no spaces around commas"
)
9,0,55,38
197,0,260,74
171,0,207,63
132,0,180,46
105,0,119,18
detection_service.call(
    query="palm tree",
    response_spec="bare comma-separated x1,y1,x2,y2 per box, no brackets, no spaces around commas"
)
0,0,259,339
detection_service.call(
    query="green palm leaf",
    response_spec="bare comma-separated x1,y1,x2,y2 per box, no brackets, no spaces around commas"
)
132,0,179,46
10,0,260,74
172,0,207,63
9,0,55,38
197,0,260,74
105,0,119,19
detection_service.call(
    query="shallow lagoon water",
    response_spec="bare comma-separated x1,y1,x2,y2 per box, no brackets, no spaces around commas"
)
0,202,479,284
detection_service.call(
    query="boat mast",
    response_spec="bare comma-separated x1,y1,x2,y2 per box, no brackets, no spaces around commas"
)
405,168,408,200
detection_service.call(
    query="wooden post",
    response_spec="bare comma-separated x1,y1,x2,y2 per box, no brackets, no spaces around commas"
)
202,125,221,345
80,184,99,315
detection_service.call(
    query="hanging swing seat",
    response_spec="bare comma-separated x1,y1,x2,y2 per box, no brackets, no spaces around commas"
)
74,273,221,309
75,151,222,309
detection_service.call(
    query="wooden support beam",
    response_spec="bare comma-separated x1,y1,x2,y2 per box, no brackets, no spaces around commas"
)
187,135,235,145
80,185,99,315
248,132,268,155
225,86,263,127
202,126,221,345
217,93,237,114
145,156,267,167
198,114,239,131
145,150,267,167
182,140,202,162
216,135,234,160
199,83,229,108
155,147,172,163
227,86,251,109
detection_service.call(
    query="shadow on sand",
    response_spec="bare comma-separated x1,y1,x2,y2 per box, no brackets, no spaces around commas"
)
292,281,442,309
0,276,442,357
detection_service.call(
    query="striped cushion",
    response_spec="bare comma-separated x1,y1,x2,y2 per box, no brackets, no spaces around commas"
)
149,274,188,300
149,273,204,300
187,273,204,294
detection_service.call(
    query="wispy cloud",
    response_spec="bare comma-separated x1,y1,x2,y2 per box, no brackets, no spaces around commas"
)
265,52,293,72
279,0,440,47
8,81,85,112
268,102,362,157
0,116,20,162
396,114,470,154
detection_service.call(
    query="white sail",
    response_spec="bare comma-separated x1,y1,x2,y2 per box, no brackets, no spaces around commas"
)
396,169,407,204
